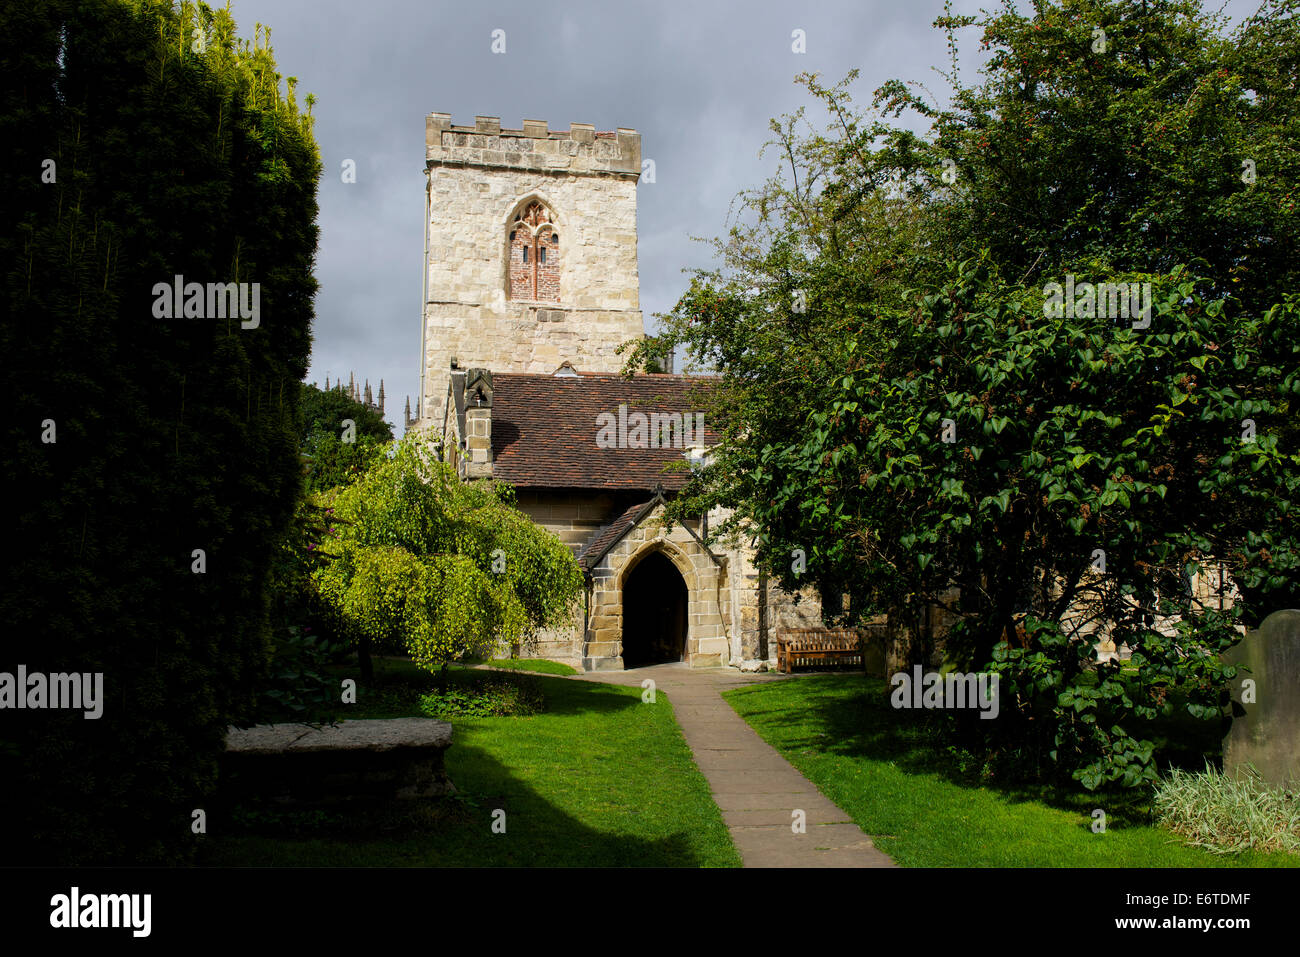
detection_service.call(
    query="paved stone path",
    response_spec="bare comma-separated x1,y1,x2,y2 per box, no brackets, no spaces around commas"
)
577,662,896,868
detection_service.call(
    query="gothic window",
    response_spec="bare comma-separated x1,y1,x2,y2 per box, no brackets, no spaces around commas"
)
508,201,560,302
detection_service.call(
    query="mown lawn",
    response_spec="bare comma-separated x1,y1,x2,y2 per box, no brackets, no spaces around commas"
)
203,660,739,867
723,673,1298,868
481,657,579,676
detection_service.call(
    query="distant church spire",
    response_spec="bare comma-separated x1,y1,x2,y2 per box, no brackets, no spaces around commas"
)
336,371,388,417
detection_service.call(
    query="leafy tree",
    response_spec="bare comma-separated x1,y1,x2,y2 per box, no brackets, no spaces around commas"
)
0,0,319,863
633,335,677,374
627,0,1300,787
832,0,1299,313
312,435,584,680
769,255,1297,786
299,381,392,442
253,383,393,705
297,381,393,493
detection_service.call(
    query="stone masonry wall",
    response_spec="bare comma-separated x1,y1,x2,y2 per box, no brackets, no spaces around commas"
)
501,493,736,670
584,507,730,670
708,504,834,670
419,114,645,431
510,490,626,664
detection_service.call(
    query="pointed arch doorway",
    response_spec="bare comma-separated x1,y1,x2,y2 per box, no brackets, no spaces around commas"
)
621,550,689,668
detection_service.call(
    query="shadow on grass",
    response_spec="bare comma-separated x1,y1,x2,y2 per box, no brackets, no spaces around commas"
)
324,658,640,721
200,741,706,867
205,661,733,866
729,673,1227,829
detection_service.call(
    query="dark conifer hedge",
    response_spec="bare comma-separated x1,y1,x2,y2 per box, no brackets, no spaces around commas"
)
0,0,320,864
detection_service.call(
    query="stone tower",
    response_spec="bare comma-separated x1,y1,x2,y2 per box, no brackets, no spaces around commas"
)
416,113,645,432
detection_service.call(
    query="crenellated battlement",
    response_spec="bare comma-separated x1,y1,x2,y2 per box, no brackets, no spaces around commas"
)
425,113,640,177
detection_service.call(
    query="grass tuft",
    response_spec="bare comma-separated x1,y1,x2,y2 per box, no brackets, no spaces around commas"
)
1153,764,1300,855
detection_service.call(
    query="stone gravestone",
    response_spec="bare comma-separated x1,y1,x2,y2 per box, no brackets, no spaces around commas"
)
1222,609,1300,789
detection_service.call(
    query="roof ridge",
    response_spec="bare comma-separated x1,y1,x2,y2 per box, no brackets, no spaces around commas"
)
492,371,716,380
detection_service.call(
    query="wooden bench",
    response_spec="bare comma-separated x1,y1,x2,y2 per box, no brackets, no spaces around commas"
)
777,628,870,674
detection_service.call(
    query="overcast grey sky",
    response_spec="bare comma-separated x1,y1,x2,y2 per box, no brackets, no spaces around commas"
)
226,0,1257,435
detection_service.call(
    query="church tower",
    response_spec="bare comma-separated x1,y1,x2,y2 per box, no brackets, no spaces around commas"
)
416,113,645,432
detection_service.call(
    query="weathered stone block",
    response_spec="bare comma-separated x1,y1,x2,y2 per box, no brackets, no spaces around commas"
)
222,718,454,804
1223,609,1300,788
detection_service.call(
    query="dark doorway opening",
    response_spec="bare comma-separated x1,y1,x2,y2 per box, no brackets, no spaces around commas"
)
621,551,688,668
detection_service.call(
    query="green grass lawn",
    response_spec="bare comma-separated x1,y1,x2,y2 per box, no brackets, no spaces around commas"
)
723,673,1298,868
203,660,739,867
481,657,579,676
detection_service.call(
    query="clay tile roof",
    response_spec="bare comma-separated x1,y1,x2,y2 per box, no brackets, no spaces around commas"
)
490,373,718,491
